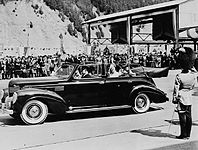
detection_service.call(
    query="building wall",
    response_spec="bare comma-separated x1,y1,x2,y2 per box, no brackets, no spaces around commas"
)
179,0,198,29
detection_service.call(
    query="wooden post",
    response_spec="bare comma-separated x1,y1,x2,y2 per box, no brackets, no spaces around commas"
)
194,40,197,52
147,44,150,53
127,16,132,69
127,16,132,45
175,7,180,49
59,33,65,54
87,24,91,45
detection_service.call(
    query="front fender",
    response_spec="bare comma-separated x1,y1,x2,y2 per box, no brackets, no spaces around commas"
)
13,88,67,114
129,85,168,104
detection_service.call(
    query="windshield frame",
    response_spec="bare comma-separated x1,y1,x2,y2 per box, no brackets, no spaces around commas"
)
53,63,77,79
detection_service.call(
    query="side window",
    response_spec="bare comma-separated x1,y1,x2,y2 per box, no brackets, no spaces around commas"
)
89,64,106,77
73,65,103,79
55,64,74,76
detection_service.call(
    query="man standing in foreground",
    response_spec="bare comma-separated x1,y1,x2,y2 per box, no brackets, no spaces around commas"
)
173,47,197,140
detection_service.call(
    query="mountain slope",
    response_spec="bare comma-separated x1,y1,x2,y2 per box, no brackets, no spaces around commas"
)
0,0,85,55
0,0,174,56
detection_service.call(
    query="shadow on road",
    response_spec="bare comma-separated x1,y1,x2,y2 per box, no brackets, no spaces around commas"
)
0,116,24,126
46,108,133,123
131,119,198,139
0,106,163,126
45,106,163,123
131,128,175,138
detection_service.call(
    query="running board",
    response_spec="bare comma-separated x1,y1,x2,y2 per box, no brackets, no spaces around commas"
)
66,105,132,113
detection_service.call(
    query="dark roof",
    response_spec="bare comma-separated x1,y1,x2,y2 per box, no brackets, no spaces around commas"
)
83,0,188,25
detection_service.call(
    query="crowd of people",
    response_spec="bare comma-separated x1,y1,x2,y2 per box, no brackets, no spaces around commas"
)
0,55,61,79
0,51,178,80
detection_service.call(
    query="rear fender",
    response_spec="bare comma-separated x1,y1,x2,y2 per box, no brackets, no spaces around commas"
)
14,88,67,114
129,85,167,105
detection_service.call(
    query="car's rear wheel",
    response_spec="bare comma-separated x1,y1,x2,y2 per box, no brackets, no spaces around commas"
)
132,93,150,113
20,100,48,125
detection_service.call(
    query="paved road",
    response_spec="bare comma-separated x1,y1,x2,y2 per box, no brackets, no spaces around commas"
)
0,70,197,150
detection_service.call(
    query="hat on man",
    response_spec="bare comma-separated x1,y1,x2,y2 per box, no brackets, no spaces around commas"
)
177,47,195,70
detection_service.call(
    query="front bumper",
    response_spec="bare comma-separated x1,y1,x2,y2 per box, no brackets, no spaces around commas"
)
0,107,13,114
0,96,14,115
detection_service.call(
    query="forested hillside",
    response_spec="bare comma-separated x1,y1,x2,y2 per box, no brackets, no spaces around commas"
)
1,0,173,39
91,0,173,14
43,0,173,35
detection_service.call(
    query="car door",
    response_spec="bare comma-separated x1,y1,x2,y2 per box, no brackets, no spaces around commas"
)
104,76,133,106
63,64,107,107
63,77,106,107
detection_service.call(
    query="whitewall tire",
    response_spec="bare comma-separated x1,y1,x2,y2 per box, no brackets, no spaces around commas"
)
20,100,48,125
133,93,150,113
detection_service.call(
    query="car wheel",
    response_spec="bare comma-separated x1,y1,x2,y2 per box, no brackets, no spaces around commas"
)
132,93,150,113
20,100,48,125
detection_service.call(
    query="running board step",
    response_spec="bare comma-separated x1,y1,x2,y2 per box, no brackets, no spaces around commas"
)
66,105,131,113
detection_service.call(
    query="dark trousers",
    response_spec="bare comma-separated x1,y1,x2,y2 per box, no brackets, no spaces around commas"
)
178,104,192,137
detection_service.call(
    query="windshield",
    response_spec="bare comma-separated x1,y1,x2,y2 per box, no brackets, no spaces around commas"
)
54,64,74,78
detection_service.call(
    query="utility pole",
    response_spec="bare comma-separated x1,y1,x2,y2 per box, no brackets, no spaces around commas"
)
26,21,33,48
59,33,65,54
24,21,32,56
26,22,30,48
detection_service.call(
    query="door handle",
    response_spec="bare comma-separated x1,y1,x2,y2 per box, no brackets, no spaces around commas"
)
99,81,105,84
128,80,132,83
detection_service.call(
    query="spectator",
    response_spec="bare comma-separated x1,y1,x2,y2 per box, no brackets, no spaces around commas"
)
0,47,187,80
0,60,3,79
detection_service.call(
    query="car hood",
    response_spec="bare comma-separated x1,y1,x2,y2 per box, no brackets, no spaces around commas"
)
9,76,64,87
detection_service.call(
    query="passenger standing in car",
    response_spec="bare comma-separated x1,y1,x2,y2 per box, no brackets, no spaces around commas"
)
108,57,122,78
173,47,197,140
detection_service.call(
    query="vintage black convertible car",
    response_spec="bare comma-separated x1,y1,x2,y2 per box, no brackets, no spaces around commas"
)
0,63,168,125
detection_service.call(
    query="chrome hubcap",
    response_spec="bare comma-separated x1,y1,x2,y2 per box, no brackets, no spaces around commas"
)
137,97,146,108
28,105,41,118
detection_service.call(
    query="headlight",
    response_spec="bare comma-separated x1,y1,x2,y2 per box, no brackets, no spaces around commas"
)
12,92,18,104
0,90,4,102
9,85,20,94
4,92,17,109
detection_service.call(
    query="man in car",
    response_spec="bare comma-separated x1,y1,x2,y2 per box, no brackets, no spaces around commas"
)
81,66,92,78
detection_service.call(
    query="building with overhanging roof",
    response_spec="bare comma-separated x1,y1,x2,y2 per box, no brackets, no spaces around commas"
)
83,0,198,53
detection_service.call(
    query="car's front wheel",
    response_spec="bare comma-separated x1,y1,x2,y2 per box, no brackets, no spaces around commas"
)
132,93,150,113
20,100,48,125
